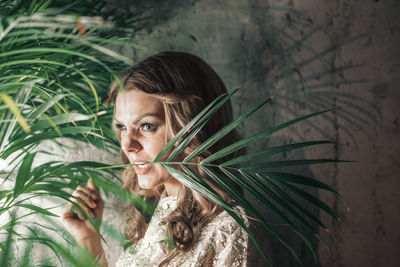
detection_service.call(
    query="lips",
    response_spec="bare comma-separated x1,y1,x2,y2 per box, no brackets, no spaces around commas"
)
133,161,153,175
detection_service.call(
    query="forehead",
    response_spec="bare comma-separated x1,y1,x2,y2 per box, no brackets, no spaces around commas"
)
114,89,164,121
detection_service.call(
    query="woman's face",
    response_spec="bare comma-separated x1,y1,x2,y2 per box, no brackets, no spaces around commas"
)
114,89,181,196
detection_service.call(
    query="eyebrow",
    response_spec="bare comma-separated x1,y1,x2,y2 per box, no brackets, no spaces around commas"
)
114,113,161,125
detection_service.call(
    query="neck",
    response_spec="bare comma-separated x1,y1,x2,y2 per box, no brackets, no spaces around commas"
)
164,179,181,197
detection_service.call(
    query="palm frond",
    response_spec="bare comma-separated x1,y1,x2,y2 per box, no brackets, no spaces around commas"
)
101,92,349,265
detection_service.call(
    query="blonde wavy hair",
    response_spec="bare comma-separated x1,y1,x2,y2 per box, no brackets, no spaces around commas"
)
105,51,244,265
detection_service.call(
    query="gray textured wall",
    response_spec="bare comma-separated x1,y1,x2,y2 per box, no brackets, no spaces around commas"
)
102,0,399,266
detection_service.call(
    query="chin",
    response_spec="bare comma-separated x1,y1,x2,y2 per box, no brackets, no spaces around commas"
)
138,177,156,190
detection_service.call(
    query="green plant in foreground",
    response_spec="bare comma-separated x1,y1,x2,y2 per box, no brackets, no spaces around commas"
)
0,0,151,265
0,1,351,266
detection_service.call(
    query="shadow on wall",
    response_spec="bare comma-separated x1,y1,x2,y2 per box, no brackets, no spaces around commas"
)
115,0,378,145
232,7,376,266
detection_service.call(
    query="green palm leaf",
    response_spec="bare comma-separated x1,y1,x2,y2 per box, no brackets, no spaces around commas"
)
94,87,349,265
101,92,348,265
120,93,347,264
0,212,16,267
220,140,335,166
183,96,273,163
166,88,239,161
203,110,334,164
242,159,351,170
0,1,149,265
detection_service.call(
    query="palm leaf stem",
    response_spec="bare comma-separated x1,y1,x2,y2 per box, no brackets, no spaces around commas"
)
203,109,334,164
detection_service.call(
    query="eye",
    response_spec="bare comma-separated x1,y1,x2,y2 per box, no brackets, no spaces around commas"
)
141,123,157,132
114,123,126,130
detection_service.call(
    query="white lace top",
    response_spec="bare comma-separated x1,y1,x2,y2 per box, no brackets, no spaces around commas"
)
113,196,250,267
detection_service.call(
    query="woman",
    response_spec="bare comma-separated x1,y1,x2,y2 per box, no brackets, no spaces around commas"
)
62,51,252,266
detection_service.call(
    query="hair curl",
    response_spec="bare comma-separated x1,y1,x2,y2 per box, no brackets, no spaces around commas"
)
105,51,244,266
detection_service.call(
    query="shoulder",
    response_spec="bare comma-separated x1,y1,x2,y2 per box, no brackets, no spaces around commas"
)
167,204,251,267
205,204,249,247
196,204,250,266
204,204,249,240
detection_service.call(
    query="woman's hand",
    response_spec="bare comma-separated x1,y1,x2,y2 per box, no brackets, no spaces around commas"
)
62,178,105,256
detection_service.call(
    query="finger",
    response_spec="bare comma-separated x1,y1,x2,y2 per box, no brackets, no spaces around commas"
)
86,187,99,200
87,178,98,193
75,185,99,204
76,189,97,209
71,188,98,215
76,185,98,199
77,198,95,219
71,198,95,220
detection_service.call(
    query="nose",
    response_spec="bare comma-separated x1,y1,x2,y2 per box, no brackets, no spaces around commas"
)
121,132,142,154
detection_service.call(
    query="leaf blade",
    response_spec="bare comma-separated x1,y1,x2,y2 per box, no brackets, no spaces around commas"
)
185,96,273,163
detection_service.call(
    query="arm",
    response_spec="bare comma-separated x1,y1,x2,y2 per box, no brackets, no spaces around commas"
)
93,248,108,267
80,237,108,267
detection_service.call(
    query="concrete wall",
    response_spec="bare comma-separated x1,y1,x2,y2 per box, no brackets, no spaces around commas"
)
103,0,400,266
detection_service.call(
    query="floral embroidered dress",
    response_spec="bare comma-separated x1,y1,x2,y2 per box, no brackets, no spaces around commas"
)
113,195,250,267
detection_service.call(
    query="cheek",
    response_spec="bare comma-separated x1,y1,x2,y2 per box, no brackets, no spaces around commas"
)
148,130,167,155
150,141,165,156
